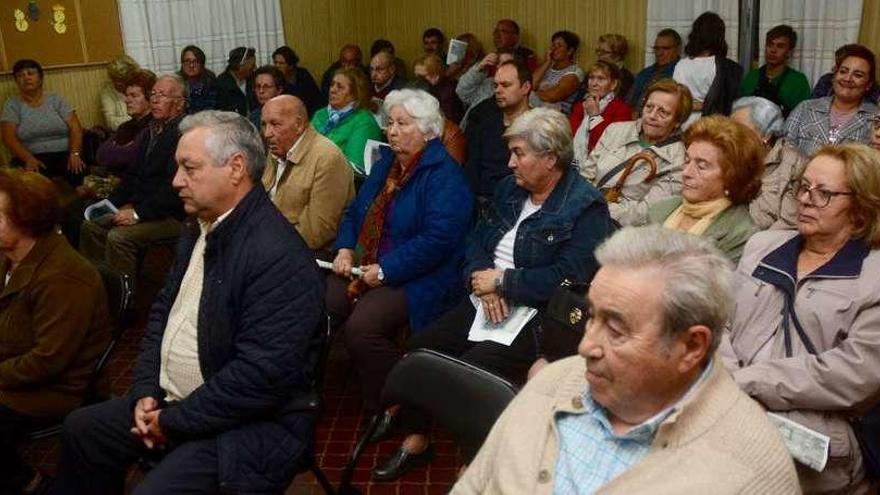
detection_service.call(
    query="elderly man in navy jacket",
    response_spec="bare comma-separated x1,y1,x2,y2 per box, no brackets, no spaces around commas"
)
52,111,325,494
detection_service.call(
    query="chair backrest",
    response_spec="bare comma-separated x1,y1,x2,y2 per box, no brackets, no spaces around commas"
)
380,349,519,462
96,263,134,336
84,263,134,402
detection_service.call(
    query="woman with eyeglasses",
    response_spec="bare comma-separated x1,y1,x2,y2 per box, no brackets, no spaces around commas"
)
721,143,880,494
731,96,807,229
177,45,216,114
785,44,878,157
594,33,634,98
648,115,764,263
1,59,85,187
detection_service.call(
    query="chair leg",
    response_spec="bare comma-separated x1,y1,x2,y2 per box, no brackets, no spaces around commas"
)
310,460,336,495
338,413,381,492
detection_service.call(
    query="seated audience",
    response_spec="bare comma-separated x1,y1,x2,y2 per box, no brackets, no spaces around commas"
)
101,55,140,131
594,33,634,99
178,45,217,114
273,45,325,116
0,170,109,495
249,65,285,129
94,69,156,176
463,59,532,209
311,67,383,175
454,226,800,494
455,50,514,120
1,59,85,187
371,39,409,81
326,89,472,418
413,54,464,124
446,33,484,81
53,110,325,494
648,115,764,263
372,107,614,481
738,25,811,117
370,51,407,102
626,29,681,112
79,75,186,280
731,97,806,229
492,19,538,71
569,61,633,154
261,95,354,252
422,27,446,59
674,12,743,126
811,43,880,104
321,44,368,97
215,46,257,116
530,31,584,115
721,143,880,493
785,44,878,156
580,79,692,226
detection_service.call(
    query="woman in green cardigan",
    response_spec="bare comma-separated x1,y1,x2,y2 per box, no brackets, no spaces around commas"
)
311,67,382,176
648,115,765,262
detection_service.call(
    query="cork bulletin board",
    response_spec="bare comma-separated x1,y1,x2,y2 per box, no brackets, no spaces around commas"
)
0,0,123,72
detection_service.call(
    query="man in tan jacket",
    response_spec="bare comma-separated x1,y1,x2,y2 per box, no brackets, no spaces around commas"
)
261,95,354,252
454,226,800,495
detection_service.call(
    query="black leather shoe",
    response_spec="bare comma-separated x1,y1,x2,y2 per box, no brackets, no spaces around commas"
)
367,410,399,444
371,444,435,481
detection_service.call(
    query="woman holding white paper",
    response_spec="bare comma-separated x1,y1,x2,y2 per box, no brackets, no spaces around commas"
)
370,107,615,481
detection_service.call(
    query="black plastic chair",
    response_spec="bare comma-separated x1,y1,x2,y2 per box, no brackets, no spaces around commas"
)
338,349,519,493
26,263,134,440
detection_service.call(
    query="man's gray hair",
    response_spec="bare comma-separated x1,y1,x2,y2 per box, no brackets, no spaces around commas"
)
383,89,444,139
595,225,733,354
503,107,574,169
731,96,784,137
178,110,266,182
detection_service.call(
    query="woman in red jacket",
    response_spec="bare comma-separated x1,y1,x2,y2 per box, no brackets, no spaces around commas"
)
570,60,633,156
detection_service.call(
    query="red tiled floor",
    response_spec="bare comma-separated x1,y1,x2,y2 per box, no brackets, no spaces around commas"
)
25,265,463,494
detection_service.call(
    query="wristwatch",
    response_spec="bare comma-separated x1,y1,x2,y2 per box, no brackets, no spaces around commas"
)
377,266,385,282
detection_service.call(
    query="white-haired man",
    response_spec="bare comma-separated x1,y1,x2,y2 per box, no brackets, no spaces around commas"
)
53,111,325,493
453,226,800,495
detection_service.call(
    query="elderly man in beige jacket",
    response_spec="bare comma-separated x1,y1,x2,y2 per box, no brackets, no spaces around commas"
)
261,95,354,253
453,226,800,495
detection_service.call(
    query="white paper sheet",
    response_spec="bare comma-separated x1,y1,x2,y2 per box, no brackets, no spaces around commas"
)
467,294,537,346
446,39,468,66
83,199,119,221
767,412,830,472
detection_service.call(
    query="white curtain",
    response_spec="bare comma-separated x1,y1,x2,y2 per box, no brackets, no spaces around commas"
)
118,0,284,75
759,0,863,87
644,0,739,67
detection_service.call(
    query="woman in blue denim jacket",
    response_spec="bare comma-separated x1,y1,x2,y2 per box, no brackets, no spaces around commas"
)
370,107,615,482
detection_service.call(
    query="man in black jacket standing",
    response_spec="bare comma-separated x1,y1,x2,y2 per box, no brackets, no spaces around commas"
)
79,74,187,281
53,111,325,494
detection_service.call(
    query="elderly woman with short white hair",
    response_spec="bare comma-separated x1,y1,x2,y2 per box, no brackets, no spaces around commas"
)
368,107,615,482
327,89,474,415
732,96,807,229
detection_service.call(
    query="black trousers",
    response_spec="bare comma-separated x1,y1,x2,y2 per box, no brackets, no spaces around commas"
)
52,397,220,495
0,404,54,492
10,152,84,187
400,297,539,433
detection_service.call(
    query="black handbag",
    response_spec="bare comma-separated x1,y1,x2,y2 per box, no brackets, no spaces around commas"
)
853,403,880,479
537,280,589,363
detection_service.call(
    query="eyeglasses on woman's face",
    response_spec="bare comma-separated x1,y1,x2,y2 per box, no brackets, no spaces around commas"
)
791,178,854,208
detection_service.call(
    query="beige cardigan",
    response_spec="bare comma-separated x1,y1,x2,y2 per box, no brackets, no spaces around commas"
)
454,356,800,495
262,126,354,251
